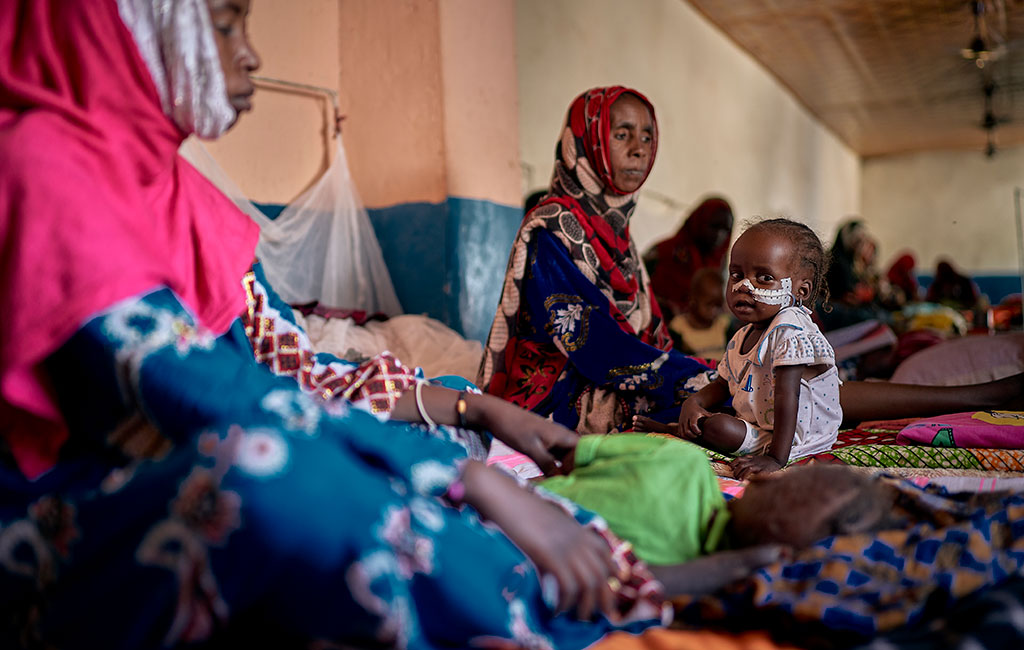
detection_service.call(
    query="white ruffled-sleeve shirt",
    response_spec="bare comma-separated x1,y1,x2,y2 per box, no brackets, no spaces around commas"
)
718,306,842,460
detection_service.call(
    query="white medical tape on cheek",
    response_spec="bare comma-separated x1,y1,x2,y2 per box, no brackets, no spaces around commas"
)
731,277,794,306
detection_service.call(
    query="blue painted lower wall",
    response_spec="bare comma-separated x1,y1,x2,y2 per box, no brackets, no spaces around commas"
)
250,201,1024,338
917,274,1022,304
255,198,522,343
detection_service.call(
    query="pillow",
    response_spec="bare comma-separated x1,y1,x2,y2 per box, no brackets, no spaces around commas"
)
897,411,1024,449
890,333,1024,386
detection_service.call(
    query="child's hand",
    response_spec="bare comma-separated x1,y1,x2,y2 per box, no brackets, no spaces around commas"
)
678,399,711,439
731,454,782,480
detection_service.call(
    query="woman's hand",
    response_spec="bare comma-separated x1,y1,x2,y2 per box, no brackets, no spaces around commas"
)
467,393,579,476
391,385,577,475
460,461,617,620
730,454,782,480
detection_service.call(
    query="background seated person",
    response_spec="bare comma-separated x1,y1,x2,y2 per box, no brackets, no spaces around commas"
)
668,267,731,362
821,219,890,331
479,87,712,434
926,259,981,311
645,196,734,322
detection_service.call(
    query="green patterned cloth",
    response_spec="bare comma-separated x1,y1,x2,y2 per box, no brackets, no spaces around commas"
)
702,423,1024,473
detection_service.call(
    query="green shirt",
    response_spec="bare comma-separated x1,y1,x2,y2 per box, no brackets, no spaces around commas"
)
539,433,730,565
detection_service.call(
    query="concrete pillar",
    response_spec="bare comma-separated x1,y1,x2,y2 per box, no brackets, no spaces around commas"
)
338,0,523,341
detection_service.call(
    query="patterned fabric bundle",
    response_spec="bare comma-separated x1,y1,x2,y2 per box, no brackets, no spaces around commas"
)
674,477,1024,645
479,87,710,433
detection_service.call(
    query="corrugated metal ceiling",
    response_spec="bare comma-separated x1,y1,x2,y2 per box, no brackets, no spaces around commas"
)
687,0,1024,157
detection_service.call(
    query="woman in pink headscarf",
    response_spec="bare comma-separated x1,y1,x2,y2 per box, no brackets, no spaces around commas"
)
0,1,678,646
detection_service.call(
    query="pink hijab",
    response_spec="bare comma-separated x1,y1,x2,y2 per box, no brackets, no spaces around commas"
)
0,0,260,477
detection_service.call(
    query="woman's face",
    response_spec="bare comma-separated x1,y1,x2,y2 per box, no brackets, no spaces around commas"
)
607,94,654,193
207,0,260,125
696,208,734,252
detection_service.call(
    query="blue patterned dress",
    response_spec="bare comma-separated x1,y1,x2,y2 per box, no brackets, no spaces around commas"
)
0,265,664,649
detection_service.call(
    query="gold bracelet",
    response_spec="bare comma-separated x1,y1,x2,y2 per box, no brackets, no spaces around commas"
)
455,390,469,429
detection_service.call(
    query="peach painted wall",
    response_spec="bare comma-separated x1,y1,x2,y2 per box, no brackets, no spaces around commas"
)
203,0,340,204
202,0,521,210
438,0,522,206
516,0,862,254
337,0,448,207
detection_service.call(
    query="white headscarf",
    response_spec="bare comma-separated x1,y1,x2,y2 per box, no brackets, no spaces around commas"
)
115,0,236,139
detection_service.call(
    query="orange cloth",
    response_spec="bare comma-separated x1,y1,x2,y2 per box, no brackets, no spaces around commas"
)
593,628,797,650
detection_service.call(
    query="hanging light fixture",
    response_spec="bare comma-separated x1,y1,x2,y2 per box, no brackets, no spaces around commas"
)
980,80,1000,157
961,1,1006,68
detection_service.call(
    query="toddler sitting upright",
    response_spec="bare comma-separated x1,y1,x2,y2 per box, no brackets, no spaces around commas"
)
637,218,841,478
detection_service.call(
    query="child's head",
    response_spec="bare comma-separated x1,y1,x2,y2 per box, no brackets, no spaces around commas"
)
727,465,892,549
687,268,725,327
726,218,829,325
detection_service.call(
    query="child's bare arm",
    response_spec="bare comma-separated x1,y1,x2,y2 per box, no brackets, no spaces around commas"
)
732,365,803,479
766,364,803,464
649,545,786,597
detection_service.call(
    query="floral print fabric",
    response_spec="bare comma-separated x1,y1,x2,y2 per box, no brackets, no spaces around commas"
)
0,272,663,649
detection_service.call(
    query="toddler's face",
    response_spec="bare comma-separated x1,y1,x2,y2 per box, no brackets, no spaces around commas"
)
726,229,804,326
691,280,725,324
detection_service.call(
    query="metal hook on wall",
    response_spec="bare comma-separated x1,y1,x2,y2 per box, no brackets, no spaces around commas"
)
250,75,345,137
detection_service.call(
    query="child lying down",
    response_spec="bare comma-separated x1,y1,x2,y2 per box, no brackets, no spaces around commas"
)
539,434,895,596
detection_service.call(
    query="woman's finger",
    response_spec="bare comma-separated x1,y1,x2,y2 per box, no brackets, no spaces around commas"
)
577,527,617,578
593,535,618,576
572,553,607,620
543,422,580,449
555,566,580,615
577,540,614,622
529,442,559,475
599,579,617,620
573,561,597,620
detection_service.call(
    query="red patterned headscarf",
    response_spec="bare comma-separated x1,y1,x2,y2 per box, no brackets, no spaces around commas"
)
648,197,734,317
886,253,918,300
480,86,670,395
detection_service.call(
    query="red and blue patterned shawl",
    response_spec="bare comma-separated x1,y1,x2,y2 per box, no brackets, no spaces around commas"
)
480,86,672,413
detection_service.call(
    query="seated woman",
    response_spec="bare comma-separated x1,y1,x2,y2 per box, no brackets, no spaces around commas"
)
0,2,732,647
645,196,734,321
820,218,890,331
885,251,920,308
667,267,730,361
927,259,981,311
481,92,1023,444
479,87,712,433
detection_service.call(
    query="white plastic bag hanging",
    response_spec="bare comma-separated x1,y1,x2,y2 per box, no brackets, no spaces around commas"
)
180,138,402,315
